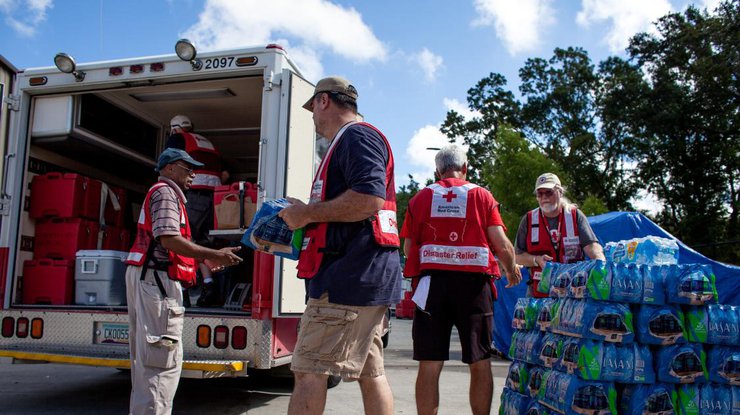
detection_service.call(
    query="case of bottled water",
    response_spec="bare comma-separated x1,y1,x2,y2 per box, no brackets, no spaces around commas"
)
605,236,679,265
635,304,687,345
656,343,707,383
684,304,739,345
620,383,676,415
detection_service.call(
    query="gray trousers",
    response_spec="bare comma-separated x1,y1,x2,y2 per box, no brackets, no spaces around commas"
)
125,265,185,415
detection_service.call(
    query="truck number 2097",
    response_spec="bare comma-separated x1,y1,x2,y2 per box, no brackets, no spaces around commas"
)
204,57,235,70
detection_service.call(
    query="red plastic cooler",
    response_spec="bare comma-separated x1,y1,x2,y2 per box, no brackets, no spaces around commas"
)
23,259,75,305
101,226,131,251
104,186,127,227
30,173,102,220
34,218,100,260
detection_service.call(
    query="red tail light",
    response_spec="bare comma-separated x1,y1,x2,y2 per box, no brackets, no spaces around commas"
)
130,64,144,74
29,76,48,86
213,325,229,349
150,62,165,72
31,318,43,339
2,317,14,337
109,67,123,76
196,325,211,348
232,326,247,350
16,317,29,338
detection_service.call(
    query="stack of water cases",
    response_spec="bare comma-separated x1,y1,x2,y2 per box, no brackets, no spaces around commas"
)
500,236,739,415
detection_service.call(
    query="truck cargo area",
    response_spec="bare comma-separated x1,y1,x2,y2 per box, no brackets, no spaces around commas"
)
14,75,265,313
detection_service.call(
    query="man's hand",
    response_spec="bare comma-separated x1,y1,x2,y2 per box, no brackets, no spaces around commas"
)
278,197,311,230
533,254,553,269
504,266,523,288
205,246,243,272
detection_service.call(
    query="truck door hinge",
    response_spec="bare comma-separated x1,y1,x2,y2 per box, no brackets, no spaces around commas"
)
4,95,20,112
264,71,282,91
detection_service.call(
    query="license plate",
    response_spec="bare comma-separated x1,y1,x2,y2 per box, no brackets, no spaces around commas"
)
94,322,129,345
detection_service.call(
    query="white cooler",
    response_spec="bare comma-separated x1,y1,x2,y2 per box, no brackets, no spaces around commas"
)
75,250,128,306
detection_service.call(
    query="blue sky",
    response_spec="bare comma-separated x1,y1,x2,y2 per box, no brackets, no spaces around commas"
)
0,0,721,210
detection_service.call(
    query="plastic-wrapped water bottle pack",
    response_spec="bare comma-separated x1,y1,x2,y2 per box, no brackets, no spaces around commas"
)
501,235,738,414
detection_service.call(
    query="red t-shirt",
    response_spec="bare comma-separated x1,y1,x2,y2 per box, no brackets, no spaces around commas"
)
400,177,505,240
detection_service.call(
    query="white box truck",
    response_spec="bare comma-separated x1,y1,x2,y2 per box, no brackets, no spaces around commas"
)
0,41,320,378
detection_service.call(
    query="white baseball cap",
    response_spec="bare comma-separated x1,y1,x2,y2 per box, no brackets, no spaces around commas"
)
170,114,192,130
534,173,561,192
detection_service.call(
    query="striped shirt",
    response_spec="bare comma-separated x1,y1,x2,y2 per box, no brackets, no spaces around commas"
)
149,177,188,264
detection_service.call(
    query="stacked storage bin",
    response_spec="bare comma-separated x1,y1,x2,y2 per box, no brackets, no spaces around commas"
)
25,173,129,305
499,236,739,415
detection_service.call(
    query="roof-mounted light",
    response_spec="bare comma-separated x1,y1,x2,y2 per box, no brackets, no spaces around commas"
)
175,39,202,71
54,53,85,82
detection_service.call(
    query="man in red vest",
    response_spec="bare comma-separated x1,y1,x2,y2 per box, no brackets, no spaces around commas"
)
514,173,605,297
279,76,402,415
166,115,229,307
400,144,521,415
125,148,241,414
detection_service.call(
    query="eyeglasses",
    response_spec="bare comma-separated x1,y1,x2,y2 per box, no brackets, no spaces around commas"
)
536,189,555,198
173,163,195,175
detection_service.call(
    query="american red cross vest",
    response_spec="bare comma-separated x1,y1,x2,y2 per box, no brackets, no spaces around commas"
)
403,179,501,278
182,132,221,190
525,207,582,297
296,122,400,279
126,181,198,288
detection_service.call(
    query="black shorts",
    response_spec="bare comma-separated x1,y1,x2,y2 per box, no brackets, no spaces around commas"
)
412,271,493,364
184,189,214,246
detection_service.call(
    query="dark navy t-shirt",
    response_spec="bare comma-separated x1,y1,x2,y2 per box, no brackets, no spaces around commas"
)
307,123,403,306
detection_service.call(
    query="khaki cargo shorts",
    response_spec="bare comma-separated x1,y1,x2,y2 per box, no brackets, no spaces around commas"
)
291,293,387,381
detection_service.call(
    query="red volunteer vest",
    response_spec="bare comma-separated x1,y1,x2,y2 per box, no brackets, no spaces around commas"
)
403,180,501,278
525,207,582,297
126,181,198,288
297,122,400,279
182,132,221,190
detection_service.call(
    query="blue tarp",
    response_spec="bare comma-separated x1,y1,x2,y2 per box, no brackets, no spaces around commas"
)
492,211,740,354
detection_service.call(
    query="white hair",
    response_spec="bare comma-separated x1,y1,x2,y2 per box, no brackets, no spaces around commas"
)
554,185,578,211
435,145,467,175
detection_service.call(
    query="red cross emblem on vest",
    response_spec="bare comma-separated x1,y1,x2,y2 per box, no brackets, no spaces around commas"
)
443,191,457,203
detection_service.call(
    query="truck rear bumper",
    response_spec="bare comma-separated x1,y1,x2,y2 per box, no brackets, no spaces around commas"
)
0,349,248,378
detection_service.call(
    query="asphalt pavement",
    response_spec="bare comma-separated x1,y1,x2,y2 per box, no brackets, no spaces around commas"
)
0,318,511,414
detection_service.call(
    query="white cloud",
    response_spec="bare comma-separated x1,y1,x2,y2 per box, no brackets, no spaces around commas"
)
472,0,555,55
182,0,386,81
443,98,481,120
1,0,52,37
576,0,672,53
413,48,444,82
401,99,473,184
697,0,721,11
630,189,663,215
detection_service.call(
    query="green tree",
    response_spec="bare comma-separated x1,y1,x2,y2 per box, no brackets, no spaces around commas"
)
481,127,562,238
518,47,638,210
580,195,610,216
623,1,739,260
395,175,421,240
440,73,521,184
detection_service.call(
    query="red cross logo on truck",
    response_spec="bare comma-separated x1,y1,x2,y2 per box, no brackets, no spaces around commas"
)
442,191,457,203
